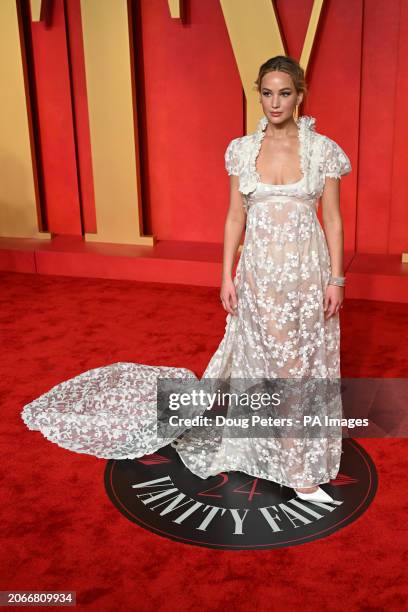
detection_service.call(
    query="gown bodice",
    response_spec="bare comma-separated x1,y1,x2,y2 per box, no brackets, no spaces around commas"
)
244,178,319,213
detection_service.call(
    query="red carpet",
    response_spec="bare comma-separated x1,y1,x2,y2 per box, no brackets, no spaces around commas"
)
1,270,407,610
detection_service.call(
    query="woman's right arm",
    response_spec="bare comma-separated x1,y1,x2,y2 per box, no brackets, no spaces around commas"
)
220,174,246,316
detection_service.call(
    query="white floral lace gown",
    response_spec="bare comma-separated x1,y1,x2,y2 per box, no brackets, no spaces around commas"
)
21,115,352,488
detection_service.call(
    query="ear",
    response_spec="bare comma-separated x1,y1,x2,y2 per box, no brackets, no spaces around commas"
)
297,92,304,106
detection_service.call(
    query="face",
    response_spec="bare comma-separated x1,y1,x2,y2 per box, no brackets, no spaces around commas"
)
259,70,303,123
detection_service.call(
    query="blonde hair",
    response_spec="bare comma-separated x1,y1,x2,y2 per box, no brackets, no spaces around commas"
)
254,55,308,100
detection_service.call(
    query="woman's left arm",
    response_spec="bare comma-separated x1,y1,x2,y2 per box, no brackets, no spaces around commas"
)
321,177,344,319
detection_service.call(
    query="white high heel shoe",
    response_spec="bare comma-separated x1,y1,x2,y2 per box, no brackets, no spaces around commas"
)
294,486,335,503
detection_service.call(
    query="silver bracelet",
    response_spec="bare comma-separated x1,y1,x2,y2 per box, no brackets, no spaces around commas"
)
328,276,346,287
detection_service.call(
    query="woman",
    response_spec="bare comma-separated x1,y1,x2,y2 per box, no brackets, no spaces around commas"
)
22,56,351,504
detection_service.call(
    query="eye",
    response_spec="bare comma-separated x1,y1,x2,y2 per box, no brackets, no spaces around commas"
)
262,91,291,97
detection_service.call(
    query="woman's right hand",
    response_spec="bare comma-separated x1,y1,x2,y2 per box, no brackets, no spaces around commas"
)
220,277,238,316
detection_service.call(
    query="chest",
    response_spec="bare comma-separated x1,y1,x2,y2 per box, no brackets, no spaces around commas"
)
236,131,325,198
255,135,303,185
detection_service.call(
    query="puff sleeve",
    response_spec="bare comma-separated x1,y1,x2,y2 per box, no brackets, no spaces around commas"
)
224,137,240,176
323,137,352,180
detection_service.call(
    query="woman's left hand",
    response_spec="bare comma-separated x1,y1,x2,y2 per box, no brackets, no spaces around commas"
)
324,284,344,319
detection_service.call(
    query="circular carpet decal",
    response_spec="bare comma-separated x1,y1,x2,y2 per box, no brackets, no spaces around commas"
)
105,439,377,550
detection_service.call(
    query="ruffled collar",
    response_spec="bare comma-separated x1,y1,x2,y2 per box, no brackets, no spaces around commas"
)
249,115,316,188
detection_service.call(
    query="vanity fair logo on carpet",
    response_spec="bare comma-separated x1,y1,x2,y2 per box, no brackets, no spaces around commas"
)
105,438,377,550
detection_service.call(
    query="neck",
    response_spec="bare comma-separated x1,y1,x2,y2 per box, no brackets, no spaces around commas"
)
265,116,299,138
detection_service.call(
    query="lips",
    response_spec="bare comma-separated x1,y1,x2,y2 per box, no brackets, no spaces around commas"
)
270,112,282,116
